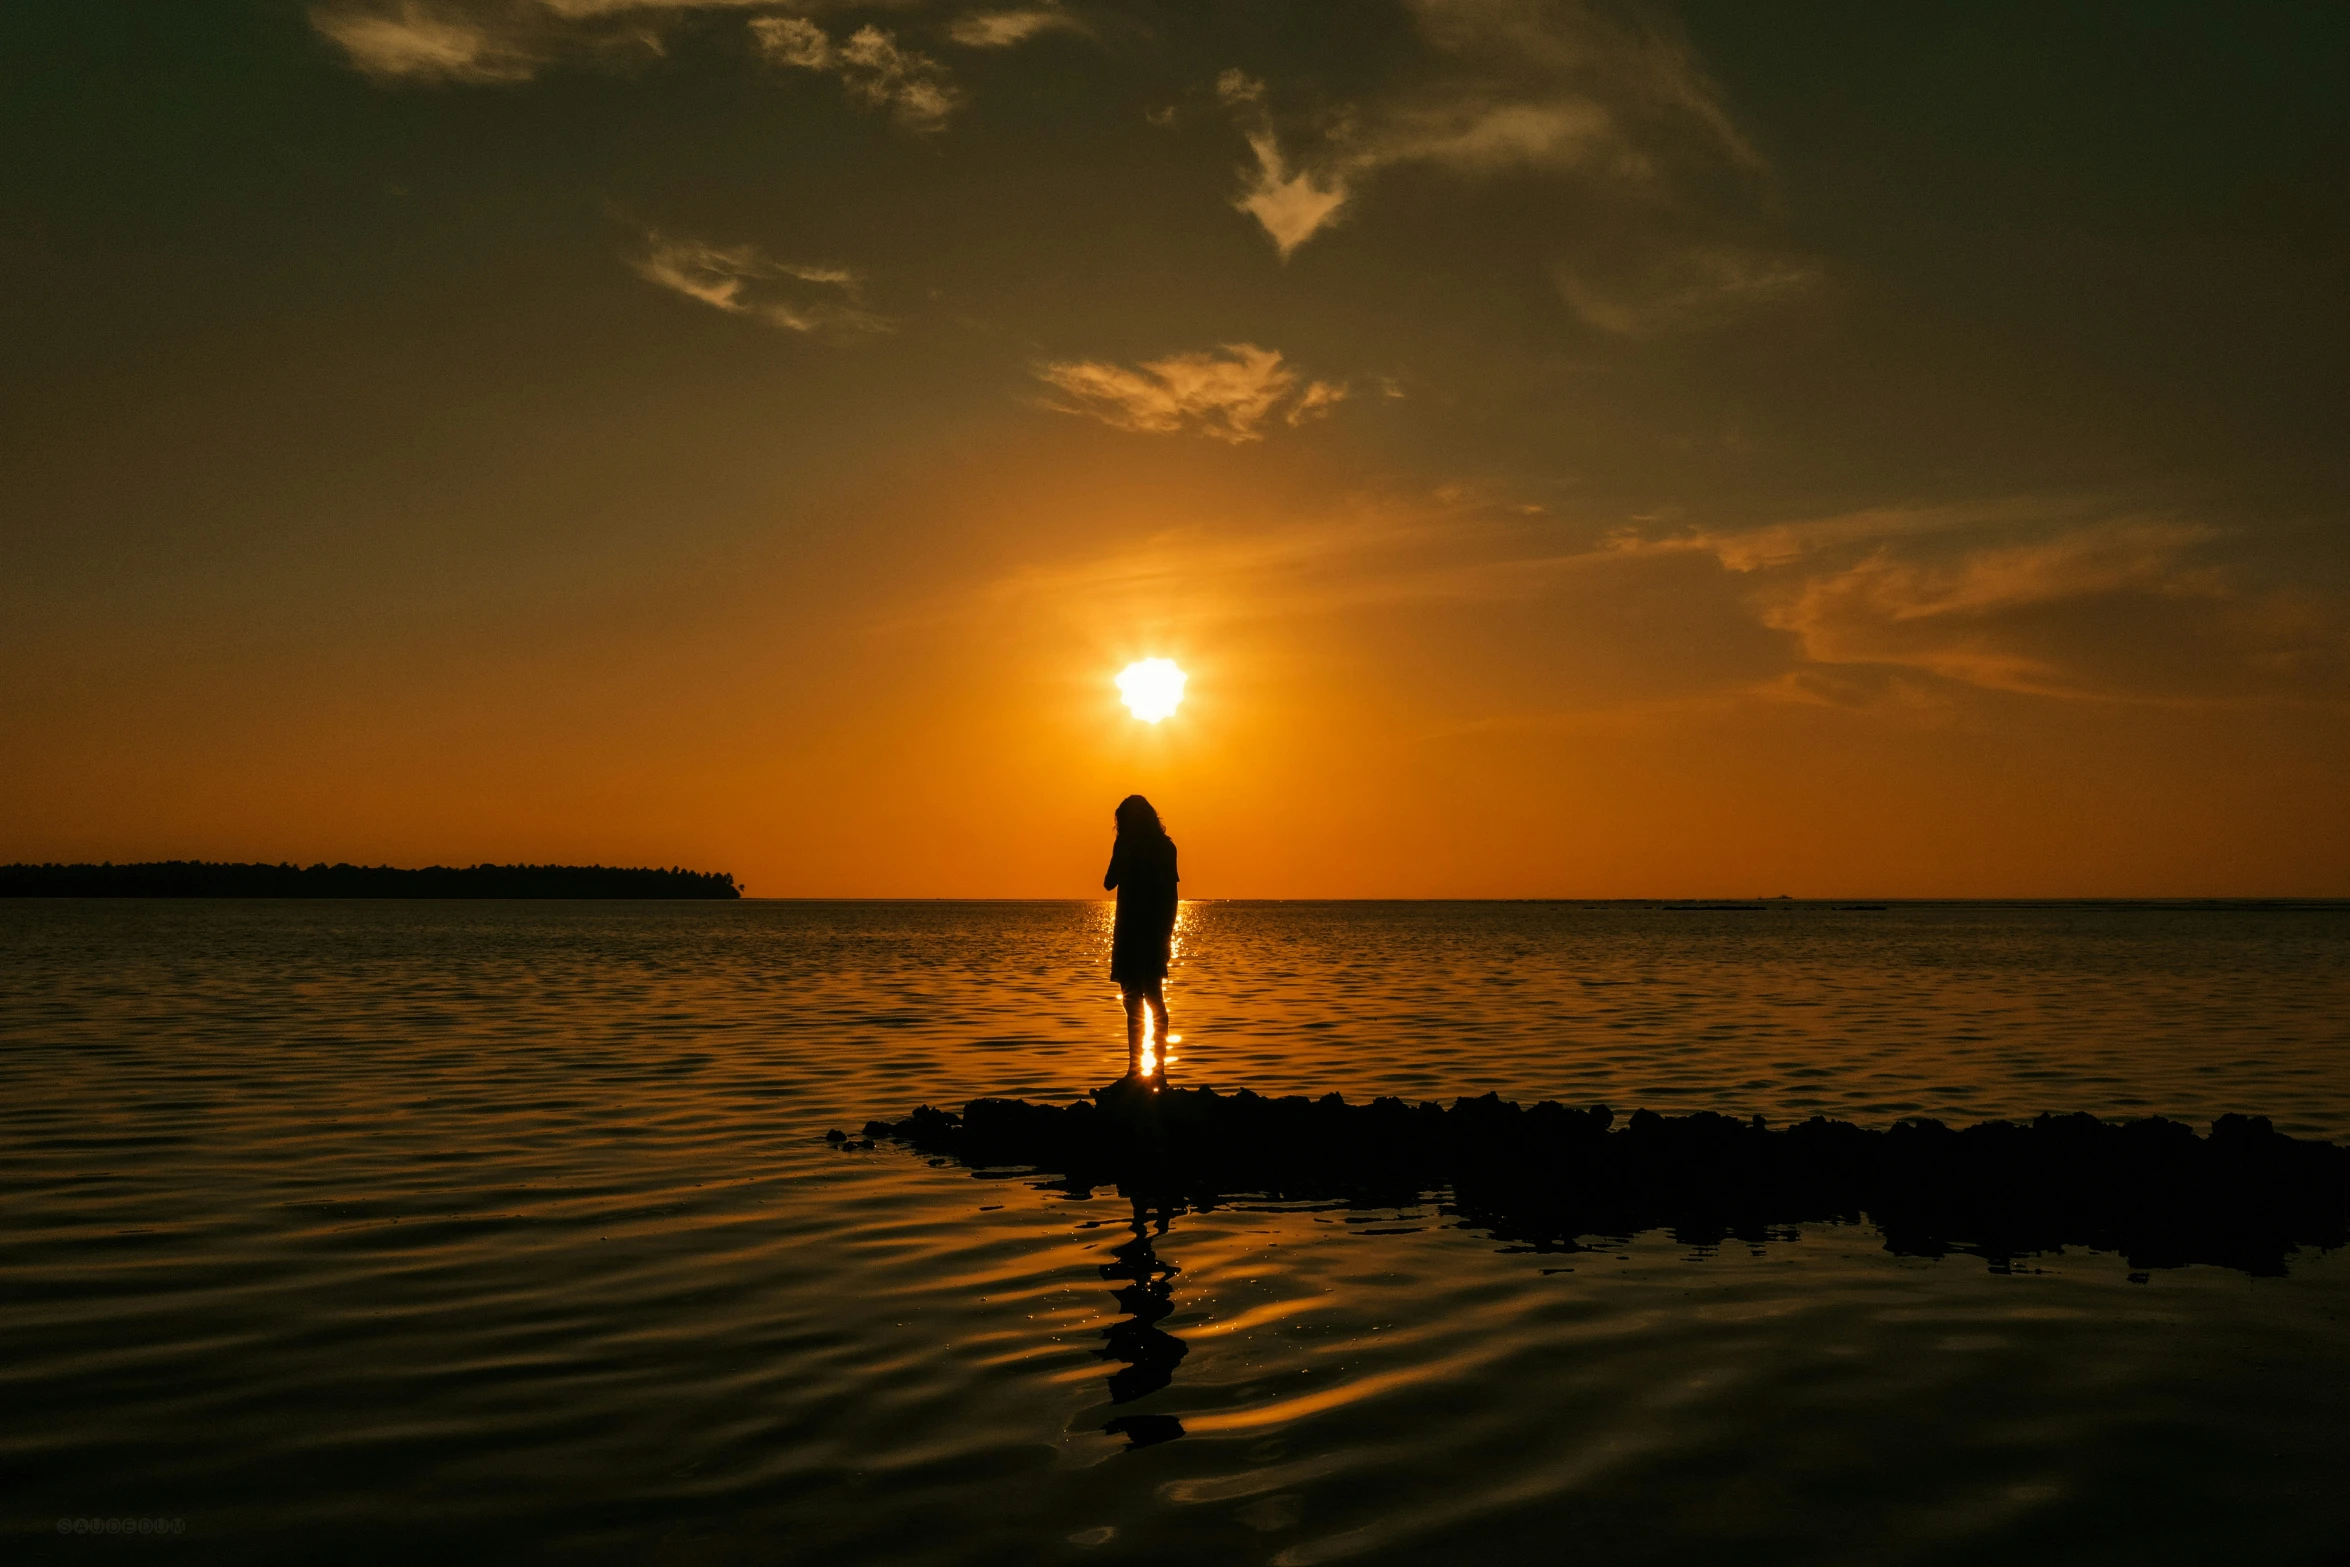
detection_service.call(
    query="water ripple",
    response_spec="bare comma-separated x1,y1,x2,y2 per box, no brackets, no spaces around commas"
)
3,899,2346,1563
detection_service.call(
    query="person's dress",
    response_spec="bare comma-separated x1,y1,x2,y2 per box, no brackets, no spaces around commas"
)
1106,834,1179,988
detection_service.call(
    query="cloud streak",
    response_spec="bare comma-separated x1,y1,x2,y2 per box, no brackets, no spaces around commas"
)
1204,2,1815,333
956,504,1542,648
631,234,889,335
989,493,2347,711
312,0,970,124
1034,344,1345,442
948,7,1080,48
310,2,548,82
1554,245,1818,336
1610,504,2347,704
1762,521,2221,697
1214,0,1767,261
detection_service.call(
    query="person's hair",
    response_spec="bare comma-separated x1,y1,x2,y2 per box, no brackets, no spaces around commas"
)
1114,795,1166,838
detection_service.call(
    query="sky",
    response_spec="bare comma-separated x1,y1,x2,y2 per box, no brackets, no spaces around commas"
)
3,1,2346,896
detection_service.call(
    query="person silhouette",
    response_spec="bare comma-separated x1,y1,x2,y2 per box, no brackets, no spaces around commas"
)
1096,1194,1188,1409
1104,795,1178,1080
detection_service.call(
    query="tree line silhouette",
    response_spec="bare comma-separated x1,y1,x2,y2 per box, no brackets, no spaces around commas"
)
0,861,743,899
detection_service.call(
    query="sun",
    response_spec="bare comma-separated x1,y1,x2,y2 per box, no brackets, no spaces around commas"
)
1116,658,1187,723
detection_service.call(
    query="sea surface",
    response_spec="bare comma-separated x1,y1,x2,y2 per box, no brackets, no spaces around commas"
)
5,898,2348,1563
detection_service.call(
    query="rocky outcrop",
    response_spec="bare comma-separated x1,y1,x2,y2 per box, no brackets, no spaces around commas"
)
846,1081,2350,1276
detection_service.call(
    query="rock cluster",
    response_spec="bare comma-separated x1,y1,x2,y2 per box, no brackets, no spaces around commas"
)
846,1081,2350,1275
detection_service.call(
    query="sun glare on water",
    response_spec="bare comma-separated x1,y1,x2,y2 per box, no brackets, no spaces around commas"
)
1116,659,1187,723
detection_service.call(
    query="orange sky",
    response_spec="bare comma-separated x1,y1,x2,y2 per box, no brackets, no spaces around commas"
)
4,4,2346,895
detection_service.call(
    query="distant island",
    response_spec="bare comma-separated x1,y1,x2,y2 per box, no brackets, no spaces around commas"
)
0,861,743,899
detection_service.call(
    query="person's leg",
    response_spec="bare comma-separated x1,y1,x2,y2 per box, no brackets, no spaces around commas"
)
1145,983,1170,1079
1123,988,1147,1077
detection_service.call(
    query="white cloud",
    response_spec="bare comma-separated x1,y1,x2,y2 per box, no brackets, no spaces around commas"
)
631,234,889,335
749,17,959,132
1034,344,1344,442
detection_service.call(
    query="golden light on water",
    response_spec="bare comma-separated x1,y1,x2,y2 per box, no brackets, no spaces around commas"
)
1115,659,1187,723
1136,1012,1180,1079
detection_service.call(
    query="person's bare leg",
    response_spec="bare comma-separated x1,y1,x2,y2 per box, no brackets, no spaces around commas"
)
1123,989,1147,1078
1146,987,1171,1080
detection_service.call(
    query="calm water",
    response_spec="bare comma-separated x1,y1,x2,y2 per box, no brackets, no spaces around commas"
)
6,899,2348,1563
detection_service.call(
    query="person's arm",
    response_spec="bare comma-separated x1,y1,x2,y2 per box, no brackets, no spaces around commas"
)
1104,841,1124,892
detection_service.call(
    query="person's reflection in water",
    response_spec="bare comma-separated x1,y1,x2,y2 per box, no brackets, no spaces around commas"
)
1103,795,1179,1081
1098,1193,1188,1449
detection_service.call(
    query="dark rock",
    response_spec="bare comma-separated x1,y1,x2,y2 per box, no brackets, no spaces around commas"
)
859,1084,2350,1277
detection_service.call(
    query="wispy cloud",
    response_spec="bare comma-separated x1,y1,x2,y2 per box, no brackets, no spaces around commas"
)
1217,71,1350,258
971,505,1530,638
537,0,775,14
631,234,889,335
1233,136,1350,258
1214,0,1762,257
1554,245,1817,336
1759,521,2229,699
1390,0,1758,170
1286,378,1349,426
1601,500,2065,572
1206,2,1812,328
1033,344,1345,442
1610,503,2348,704
313,0,971,123
310,0,789,83
988,492,2348,710
314,2,1806,338
749,16,958,132
310,2,546,82
948,7,1079,48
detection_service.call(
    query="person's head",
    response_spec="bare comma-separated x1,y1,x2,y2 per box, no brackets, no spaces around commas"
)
1114,795,1165,838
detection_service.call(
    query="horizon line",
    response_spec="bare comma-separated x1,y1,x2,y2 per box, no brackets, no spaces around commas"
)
729,895,2350,906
